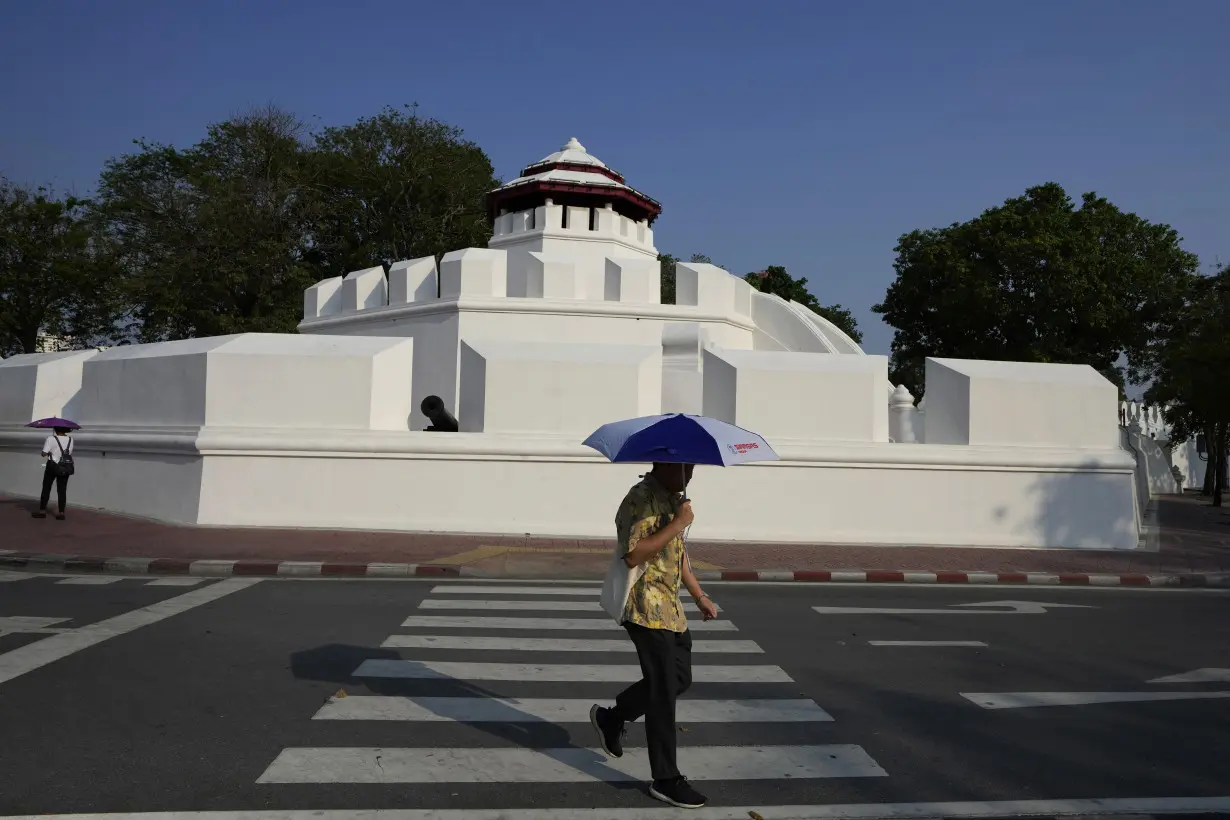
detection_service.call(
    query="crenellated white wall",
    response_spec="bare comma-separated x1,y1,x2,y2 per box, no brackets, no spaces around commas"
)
703,350,890,443
489,200,657,304
0,240,1143,549
297,255,772,429
1117,400,1224,493
0,339,1141,550
924,358,1119,449
458,341,660,435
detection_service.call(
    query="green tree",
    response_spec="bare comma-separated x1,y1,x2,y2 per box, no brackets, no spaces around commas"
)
308,104,498,278
744,265,863,344
1141,265,1230,505
874,183,1199,395
96,105,321,341
0,178,123,356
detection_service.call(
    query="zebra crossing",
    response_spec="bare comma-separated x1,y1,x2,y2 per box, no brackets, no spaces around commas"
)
257,581,889,806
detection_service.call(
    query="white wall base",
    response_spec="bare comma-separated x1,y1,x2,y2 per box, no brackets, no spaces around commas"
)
0,427,1140,550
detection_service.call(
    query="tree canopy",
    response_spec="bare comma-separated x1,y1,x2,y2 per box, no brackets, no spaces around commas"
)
873,182,1199,395
93,104,497,342
307,105,498,279
0,178,122,356
1140,265,1230,504
96,106,321,341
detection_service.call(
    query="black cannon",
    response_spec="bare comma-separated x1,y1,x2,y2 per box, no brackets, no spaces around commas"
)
421,395,459,432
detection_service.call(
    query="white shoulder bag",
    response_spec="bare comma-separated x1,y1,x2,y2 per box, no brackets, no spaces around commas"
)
600,542,645,623
601,492,690,624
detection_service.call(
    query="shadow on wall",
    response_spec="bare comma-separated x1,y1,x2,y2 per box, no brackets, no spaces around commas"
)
60,385,83,423
289,643,644,791
1025,462,1140,550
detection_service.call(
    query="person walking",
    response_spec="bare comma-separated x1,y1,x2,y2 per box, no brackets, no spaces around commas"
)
589,462,719,809
32,426,74,520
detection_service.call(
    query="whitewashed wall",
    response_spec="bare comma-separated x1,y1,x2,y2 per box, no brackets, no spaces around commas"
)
0,350,98,425
703,350,889,443
0,426,1138,549
0,337,1139,549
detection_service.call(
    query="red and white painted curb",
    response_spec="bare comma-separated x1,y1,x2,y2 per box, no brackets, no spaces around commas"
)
1,552,1226,587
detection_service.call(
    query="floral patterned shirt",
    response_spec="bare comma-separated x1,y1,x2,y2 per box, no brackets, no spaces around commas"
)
617,474,688,633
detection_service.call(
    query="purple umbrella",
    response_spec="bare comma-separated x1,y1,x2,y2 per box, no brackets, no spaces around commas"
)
26,417,81,430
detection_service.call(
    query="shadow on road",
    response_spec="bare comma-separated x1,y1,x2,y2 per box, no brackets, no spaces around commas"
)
288,643,644,793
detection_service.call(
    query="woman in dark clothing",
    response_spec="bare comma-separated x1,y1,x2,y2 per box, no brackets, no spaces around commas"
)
33,426,73,520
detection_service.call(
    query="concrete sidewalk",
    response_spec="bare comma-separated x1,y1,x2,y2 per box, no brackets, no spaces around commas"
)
2,493,1229,585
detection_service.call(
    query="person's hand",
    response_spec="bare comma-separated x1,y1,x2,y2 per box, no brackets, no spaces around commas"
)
674,500,694,531
698,596,718,621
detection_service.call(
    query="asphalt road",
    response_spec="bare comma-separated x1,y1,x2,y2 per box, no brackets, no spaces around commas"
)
0,570,1228,819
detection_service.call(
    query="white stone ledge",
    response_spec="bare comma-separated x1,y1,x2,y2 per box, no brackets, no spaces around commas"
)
296,296,758,335
0,426,1135,472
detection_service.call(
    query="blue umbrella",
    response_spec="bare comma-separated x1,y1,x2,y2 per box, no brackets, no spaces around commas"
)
582,413,778,467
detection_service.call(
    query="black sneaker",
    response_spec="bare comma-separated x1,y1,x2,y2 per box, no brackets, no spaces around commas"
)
650,776,706,809
31,511,46,519
589,704,625,758
649,781,708,811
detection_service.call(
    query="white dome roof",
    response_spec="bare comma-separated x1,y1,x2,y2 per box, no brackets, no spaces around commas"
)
531,137,607,169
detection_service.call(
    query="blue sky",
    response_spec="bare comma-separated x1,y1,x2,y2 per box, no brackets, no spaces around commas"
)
3,0,1227,355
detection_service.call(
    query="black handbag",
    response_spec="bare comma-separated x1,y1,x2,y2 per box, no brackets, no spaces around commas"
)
53,437,75,478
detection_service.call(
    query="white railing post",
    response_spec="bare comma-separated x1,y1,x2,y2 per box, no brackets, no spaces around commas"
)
888,385,919,443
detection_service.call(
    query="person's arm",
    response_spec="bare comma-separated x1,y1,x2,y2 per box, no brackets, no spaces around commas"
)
682,551,718,620
623,501,693,568
681,551,704,600
623,517,683,568
40,436,51,458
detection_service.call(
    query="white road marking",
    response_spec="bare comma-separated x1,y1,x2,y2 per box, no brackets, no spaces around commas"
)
0,616,71,637
8,796,1230,819
430,585,601,595
401,616,737,631
950,600,1093,612
1150,667,1230,683
0,572,35,582
963,690,1230,709
313,696,832,723
868,641,987,647
144,578,204,587
352,659,792,683
55,576,121,585
380,635,761,653
420,599,719,612
256,744,883,783
0,578,260,686
814,600,1094,616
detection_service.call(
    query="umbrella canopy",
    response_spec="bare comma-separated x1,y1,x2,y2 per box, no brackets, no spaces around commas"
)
582,413,778,467
26,417,80,430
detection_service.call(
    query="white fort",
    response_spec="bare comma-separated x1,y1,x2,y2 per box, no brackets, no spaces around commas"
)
0,139,1146,549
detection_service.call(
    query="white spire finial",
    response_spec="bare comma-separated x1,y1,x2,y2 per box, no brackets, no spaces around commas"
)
563,137,586,152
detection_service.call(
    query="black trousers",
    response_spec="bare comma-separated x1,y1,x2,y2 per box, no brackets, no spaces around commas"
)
39,462,68,512
612,622,693,781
